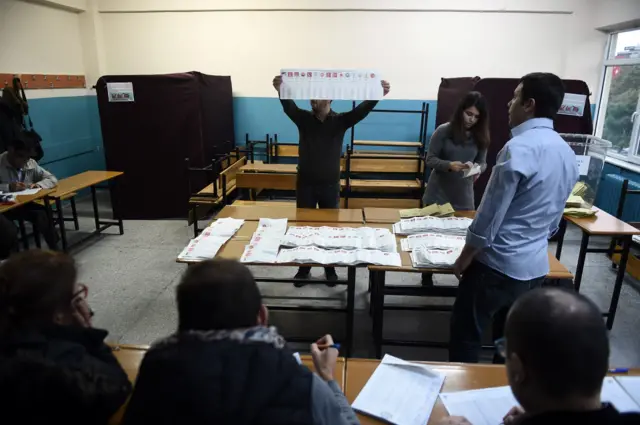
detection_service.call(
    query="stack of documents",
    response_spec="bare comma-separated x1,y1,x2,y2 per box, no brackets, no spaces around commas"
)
393,216,473,236
399,203,455,218
0,187,41,196
352,354,445,425
462,162,482,179
564,207,597,218
177,218,245,262
440,376,640,425
276,246,401,267
281,226,397,252
410,247,462,268
572,181,588,197
400,233,465,252
241,218,288,264
566,195,585,208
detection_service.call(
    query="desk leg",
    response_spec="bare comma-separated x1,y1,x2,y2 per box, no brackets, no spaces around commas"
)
371,270,386,359
55,198,68,252
572,232,590,292
110,179,124,235
91,186,100,232
607,235,631,330
346,267,356,358
555,218,567,260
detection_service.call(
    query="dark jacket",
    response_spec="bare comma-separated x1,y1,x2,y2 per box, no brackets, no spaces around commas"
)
521,404,640,425
0,97,21,154
0,325,132,425
123,332,315,425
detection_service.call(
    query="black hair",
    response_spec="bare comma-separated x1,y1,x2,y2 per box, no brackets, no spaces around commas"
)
7,133,34,153
450,91,490,149
0,250,77,337
519,73,565,120
177,259,262,331
506,287,609,399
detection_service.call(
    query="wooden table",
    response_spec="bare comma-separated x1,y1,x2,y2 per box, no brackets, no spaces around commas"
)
46,170,124,251
0,188,54,214
555,208,640,329
216,205,364,223
240,163,298,173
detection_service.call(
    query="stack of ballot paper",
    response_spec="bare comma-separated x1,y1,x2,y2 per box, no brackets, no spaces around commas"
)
352,354,445,425
410,247,462,268
399,203,455,218
564,207,597,218
400,233,465,252
393,216,473,236
177,218,245,262
0,187,42,196
276,246,401,266
440,376,640,425
462,162,482,179
241,218,288,264
572,181,588,197
281,226,397,252
566,195,585,208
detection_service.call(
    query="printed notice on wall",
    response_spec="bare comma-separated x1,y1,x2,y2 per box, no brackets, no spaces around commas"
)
558,93,586,117
576,155,591,176
107,82,135,102
279,69,383,100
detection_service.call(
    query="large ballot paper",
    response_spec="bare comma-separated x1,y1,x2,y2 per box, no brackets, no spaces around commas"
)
279,69,383,100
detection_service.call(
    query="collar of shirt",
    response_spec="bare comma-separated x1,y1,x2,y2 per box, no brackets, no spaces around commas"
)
313,110,337,123
511,117,554,137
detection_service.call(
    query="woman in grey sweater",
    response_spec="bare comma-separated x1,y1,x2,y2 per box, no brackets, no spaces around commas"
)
423,91,490,211
421,92,489,286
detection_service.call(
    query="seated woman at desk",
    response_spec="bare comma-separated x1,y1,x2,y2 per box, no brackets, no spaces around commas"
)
421,91,490,285
0,136,59,250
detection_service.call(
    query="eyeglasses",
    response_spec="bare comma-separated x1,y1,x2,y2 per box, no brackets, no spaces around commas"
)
72,284,88,301
495,337,507,359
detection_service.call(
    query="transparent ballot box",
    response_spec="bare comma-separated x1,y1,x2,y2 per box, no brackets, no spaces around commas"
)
561,134,612,208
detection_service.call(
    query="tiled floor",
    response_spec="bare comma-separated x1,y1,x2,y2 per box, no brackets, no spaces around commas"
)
57,194,640,366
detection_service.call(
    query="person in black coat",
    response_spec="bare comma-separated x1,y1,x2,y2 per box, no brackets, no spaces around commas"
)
441,288,640,425
0,250,132,425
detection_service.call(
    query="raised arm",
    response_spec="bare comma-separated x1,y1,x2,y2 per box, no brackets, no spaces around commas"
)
273,75,306,125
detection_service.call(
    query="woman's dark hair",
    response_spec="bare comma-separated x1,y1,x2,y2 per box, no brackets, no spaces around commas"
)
449,91,490,150
0,250,77,335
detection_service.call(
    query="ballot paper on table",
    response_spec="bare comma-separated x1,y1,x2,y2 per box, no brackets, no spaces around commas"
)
1,187,42,196
282,226,397,252
280,69,383,100
207,217,245,237
462,162,482,179
352,354,445,425
400,233,465,252
393,216,473,236
410,247,462,268
276,246,401,267
241,218,288,263
177,234,232,262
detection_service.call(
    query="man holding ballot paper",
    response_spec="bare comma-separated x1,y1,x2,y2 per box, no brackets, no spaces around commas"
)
273,73,390,285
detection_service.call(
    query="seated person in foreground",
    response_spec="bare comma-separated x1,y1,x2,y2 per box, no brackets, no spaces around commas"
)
123,259,359,425
0,250,132,425
0,136,59,249
444,287,640,425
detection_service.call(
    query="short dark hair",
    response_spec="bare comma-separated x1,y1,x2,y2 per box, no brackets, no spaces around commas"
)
450,91,490,150
7,133,34,153
519,73,565,120
506,288,609,398
176,259,262,331
0,250,76,336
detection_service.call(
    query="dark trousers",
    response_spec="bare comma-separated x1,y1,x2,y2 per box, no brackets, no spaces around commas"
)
296,180,340,275
0,214,18,259
449,260,544,363
5,204,59,251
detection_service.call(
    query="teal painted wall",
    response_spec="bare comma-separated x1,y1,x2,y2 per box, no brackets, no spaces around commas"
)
28,95,105,178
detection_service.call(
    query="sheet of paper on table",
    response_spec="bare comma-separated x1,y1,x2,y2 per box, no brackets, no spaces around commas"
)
280,69,383,100
400,233,465,252
352,354,445,425
393,216,472,236
615,376,640,407
240,218,288,264
276,246,401,266
177,218,245,262
1,187,41,196
282,226,397,252
601,376,640,413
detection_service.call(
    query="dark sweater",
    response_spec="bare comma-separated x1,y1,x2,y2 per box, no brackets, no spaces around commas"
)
521,404,640,425
279,99,378,184
0,325,132,425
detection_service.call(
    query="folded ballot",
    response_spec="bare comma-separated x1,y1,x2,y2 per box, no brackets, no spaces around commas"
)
566,195,585,208
282,226,397,252
276,246,401,267
400,233,465,252
410,247,462,268
572,181,588,197
393,216,473,236
462,162,482,179
563,207,597,218
241,218,288,264
177,218,246,262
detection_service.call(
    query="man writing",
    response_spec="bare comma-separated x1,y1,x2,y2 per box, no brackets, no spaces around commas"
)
273,75,390,285
449,73,579,363
440,287,640,425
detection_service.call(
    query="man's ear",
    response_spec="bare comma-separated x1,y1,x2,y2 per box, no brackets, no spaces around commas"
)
523,98,536,114
257,304,269,326
507,352,526,385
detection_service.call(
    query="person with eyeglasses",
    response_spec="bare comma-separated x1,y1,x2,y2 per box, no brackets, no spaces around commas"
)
440,287,640,425
0,250,131,425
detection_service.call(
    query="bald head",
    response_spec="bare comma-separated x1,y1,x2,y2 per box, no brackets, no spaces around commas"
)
505,288,609,399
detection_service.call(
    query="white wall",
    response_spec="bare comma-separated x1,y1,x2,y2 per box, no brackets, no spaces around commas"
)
0,0,87,97
97,0,609,99
593,0,640,30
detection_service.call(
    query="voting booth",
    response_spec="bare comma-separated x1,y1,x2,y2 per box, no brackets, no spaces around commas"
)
562,134,611,208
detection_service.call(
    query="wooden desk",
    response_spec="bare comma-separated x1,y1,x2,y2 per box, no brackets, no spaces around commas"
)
345,359,507,425
0,188,53,213
216,205,364,223
240,163,298,173
556,208,640,329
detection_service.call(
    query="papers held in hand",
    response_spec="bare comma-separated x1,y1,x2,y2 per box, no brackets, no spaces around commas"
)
352,355,445,425
462,162,482,179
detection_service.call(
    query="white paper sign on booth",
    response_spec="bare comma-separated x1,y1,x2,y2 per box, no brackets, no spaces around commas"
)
279,69,383,100
576,155,591,176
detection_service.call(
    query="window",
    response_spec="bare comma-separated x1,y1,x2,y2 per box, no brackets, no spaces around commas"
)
595,29,640,163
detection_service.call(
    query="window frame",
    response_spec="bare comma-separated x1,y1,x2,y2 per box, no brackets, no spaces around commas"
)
594,29,640,164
